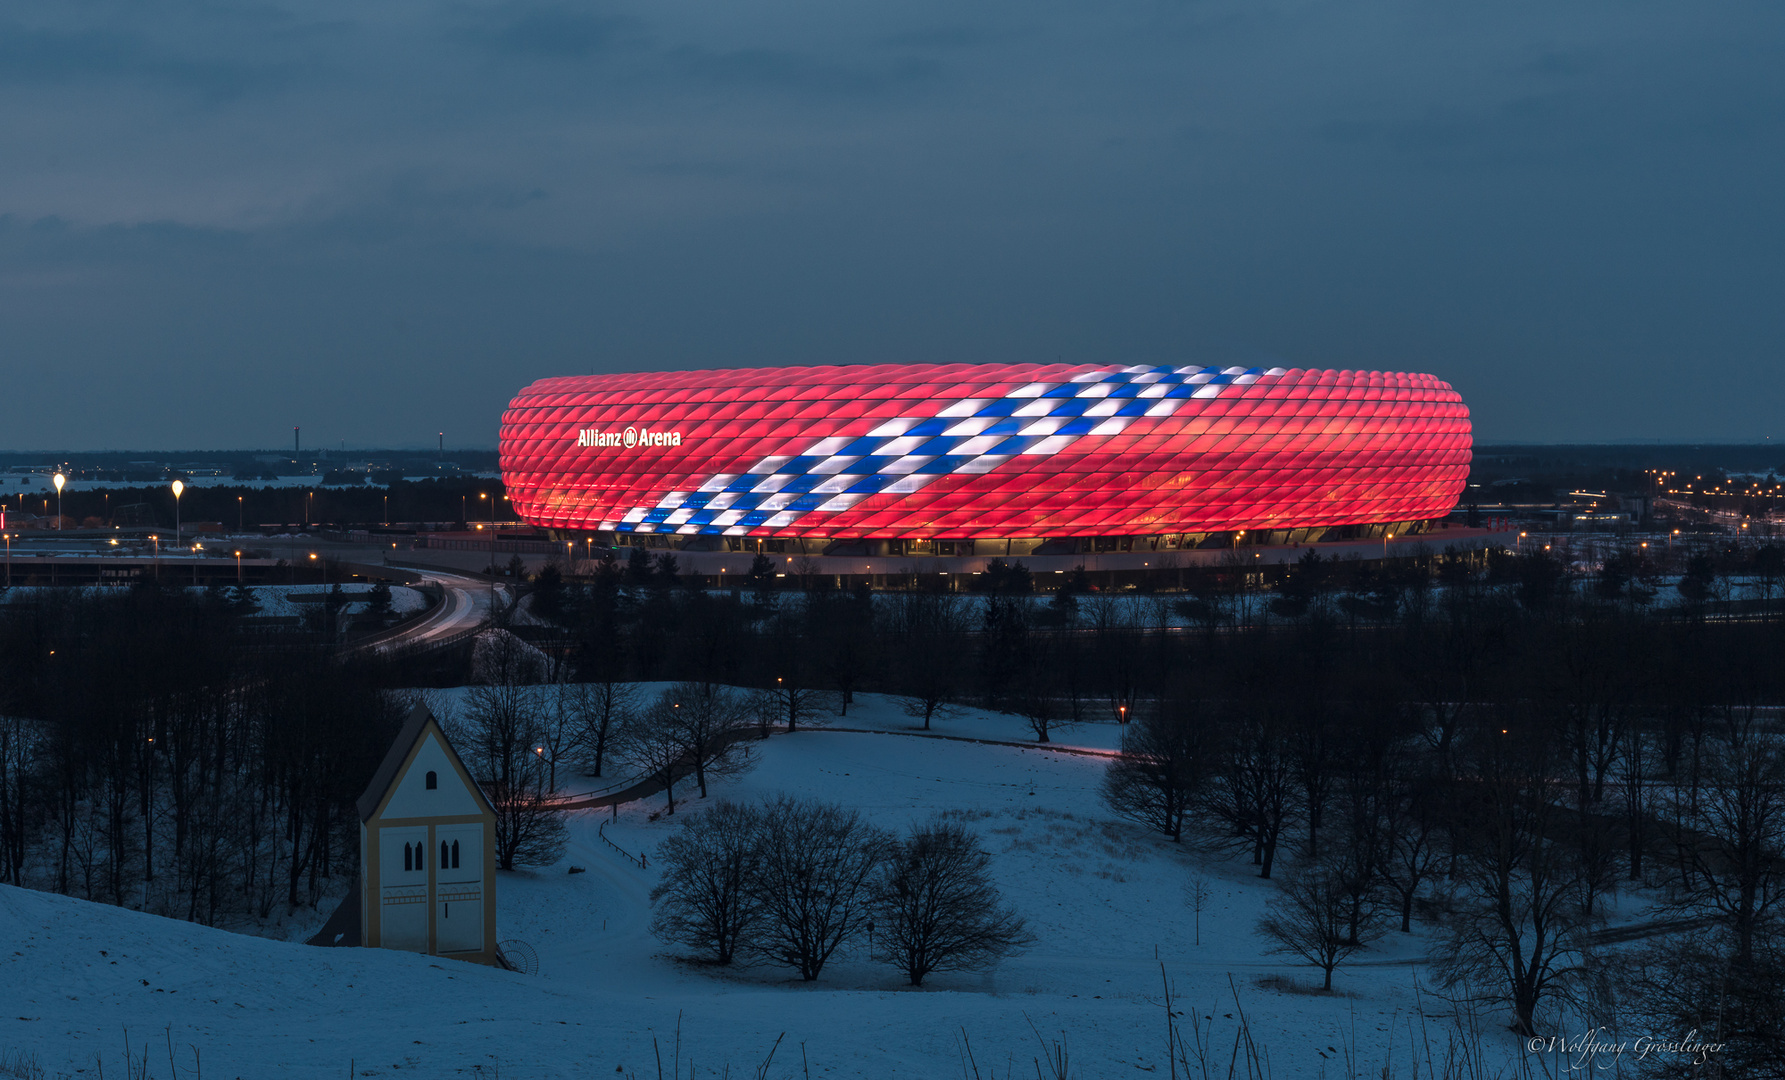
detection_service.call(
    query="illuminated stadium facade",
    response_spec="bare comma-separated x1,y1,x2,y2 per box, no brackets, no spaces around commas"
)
498,362,1471,556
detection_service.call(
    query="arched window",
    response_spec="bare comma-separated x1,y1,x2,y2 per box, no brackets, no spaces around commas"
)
403,843,413,872
425,771,438,790
451,840,460,869
440,841,450,869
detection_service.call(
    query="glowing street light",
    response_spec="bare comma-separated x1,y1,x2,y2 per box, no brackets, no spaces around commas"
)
234,549,243,583
52,472,65,530
172,479,185,550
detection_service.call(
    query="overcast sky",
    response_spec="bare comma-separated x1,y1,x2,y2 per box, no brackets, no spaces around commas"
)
1,0,1781,450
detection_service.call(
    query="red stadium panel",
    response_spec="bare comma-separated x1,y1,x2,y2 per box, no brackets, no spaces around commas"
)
498,363,1471,539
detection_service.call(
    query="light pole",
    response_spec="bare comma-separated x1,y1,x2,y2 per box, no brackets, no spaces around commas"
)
235,549,243,584
172,479,184,551
3,532,9,587
238,495,244,532
150,534,160,578
53,472,65,530
481,492,495,606
383,494,389,526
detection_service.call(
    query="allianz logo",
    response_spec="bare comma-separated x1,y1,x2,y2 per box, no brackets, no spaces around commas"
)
575,426,683,450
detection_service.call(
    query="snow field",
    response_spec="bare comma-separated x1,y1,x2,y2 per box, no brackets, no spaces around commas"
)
2,691,1527,1079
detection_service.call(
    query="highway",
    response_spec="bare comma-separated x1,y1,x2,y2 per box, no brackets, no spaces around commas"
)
351,564,506,654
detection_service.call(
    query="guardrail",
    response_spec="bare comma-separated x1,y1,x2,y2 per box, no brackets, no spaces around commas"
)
597,818,647,869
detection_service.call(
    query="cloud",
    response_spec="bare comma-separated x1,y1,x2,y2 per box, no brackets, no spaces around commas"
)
0,0,1781,447
0,17,304,99
450,4,633,60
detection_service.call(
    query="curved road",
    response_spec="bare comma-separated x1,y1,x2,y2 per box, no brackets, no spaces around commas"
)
353,564,507,653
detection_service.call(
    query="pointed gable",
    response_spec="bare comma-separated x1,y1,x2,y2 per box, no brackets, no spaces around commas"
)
357,703,494,823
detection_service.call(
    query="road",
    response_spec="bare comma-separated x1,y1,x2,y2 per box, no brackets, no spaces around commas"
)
351,563,507,653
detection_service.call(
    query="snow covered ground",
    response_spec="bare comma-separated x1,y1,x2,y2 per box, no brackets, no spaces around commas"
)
249,584,430,620
0,584,429,620
3,692,1551,1079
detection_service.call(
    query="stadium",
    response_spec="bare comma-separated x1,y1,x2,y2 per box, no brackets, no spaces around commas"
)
498,362,1473,566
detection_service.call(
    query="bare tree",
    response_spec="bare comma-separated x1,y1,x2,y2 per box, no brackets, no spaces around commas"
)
650,800,762,964
1256,863,1377,991
747,795,890,980
764,673,829,734
614,696,692,815
1201,705,1299,878
1659,726,1785,971
535,682,583,793
1617,725,1650,881
1102,702,1208,842
876,817,1033,986
1185,873,1214,947
0,708,39,885
1012,634,1068,743
1374,767,1444,933
1436,730,1590,1036
891,592,967,730
470,628,548,686
813,584,877,716
452,684,567,869
572,679,635,779
662,681,756,798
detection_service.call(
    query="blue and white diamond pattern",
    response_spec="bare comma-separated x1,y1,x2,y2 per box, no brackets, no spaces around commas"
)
602,364,1285,536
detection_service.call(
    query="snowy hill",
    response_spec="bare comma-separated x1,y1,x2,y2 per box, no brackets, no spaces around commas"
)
2,696,1531,1079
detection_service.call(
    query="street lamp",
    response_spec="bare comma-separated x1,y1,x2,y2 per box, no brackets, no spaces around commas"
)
481,493,495,603
237,495,244,532
172,479,185,550
53,472,65,530
234,550,243,584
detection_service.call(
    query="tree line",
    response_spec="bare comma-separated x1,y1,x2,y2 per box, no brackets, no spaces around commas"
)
0,581,408,926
